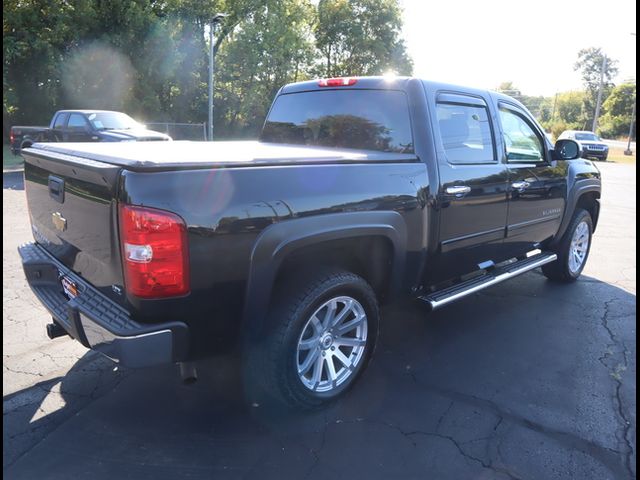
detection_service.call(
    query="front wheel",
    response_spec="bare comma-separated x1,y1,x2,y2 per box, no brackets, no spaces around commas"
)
542,209,593,282
244,269,379,410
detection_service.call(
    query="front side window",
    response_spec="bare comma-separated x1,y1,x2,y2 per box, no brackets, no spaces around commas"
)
499,108,545,162
67,113,88,130
436,103,495,164
261,90,414,153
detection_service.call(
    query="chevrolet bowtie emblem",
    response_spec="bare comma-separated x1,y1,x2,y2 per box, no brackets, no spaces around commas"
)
52,212,67,232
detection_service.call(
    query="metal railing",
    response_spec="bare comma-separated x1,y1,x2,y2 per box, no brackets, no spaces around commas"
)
145,122,206,141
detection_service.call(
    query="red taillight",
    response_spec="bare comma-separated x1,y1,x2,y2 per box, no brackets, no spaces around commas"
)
119,204,190,298
10,130,14,144
318,77,357,87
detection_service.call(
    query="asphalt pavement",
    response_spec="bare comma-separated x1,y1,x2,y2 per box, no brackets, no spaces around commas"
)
3,162,636,479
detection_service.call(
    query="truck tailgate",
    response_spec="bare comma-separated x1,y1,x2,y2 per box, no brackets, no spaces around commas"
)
22,149,125,304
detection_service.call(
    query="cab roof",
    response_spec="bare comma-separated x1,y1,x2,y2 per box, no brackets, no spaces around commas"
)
279,76,530,112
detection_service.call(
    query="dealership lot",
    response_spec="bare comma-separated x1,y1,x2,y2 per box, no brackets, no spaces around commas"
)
3,162,636,479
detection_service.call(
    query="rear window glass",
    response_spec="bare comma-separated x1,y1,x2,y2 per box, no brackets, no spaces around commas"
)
261,90,414,153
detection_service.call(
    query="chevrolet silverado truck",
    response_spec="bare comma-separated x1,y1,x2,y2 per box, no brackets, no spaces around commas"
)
10,110,171,155
19,77,601,409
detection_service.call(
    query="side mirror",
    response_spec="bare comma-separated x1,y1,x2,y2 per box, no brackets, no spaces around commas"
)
553,139,582,160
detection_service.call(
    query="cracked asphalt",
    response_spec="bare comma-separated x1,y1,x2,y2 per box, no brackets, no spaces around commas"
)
3,162,636,479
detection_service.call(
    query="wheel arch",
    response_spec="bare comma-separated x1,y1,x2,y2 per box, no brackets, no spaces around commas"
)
552,180,601,246
243,211,408,338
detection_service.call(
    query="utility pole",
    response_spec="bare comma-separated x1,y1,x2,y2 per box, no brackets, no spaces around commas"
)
208,14,227,141
624,93,636,155
625,34,636,155
592,54,607,133
551,92,558,121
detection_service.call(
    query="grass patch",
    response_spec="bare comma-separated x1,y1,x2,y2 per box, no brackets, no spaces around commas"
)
607,146,635,164
3,144,23,170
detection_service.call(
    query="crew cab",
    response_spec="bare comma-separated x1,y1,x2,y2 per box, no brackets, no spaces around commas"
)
18,77,601,409
559,130,609,161
10,110,171,155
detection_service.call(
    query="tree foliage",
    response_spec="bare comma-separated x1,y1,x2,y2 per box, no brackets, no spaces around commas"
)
498,49,634,140
3,0,412,140
599,83,636,139
315,0,412,77
215,0,317,138
573,47,619,129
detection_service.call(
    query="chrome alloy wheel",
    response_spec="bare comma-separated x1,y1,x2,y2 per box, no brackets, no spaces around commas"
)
568,220,590,275
296,296,368,393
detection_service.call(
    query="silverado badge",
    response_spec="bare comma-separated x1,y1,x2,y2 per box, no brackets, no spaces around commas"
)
52,212,67,232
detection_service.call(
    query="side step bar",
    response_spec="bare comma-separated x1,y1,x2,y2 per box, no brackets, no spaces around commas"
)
419,252,557,311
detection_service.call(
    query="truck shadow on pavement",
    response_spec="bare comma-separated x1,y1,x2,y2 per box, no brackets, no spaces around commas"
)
3,171,24,190
3,274,636,480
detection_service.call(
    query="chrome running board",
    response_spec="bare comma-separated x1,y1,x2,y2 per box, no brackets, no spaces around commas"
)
419,252,557,311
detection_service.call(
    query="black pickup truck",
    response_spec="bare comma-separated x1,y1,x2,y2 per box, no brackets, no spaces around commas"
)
19,77,601,409
10,110,171,154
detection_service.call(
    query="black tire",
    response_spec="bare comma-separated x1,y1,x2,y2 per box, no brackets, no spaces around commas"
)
243,269,379,410
542,208,593,283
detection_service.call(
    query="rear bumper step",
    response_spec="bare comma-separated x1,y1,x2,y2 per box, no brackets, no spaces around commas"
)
419,252,557,311
18,242,189,368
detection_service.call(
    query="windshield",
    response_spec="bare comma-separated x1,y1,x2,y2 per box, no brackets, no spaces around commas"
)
87,112,141,130
575,132,600,141
261,90,414,153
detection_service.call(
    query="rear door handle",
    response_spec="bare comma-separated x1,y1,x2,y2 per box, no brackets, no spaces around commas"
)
445,186,471,197
511,181,530,191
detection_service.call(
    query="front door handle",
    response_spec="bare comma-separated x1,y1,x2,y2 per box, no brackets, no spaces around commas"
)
445,186,471,197
511,181,530,191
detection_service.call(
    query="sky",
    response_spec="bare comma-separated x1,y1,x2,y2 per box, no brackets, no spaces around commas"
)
400,0,636,96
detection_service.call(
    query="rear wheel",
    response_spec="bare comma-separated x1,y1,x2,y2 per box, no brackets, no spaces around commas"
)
244,269,379,409
542,209,593,282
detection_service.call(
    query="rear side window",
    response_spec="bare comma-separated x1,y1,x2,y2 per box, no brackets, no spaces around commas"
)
436,102,495,164
261,90,414,153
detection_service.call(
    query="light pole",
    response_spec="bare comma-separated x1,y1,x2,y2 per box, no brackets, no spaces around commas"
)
208,13,227,141
624,97,636,155
624,33,636,156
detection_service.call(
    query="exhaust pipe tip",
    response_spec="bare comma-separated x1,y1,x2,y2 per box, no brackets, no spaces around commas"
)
178,362,198,384
46,322,67,340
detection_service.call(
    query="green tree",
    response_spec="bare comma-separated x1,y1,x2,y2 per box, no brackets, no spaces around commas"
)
495,81,521,96
555,91,587,126
315,0,412,77
3,0,416,141
540,91,588,139
214,0,317,138
3,0,95,129
599,83,636,138
574,47,618,128
495,82,547,119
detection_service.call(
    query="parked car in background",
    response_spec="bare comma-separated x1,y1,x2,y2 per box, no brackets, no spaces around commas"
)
10,110,171,155
558,130,609,161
